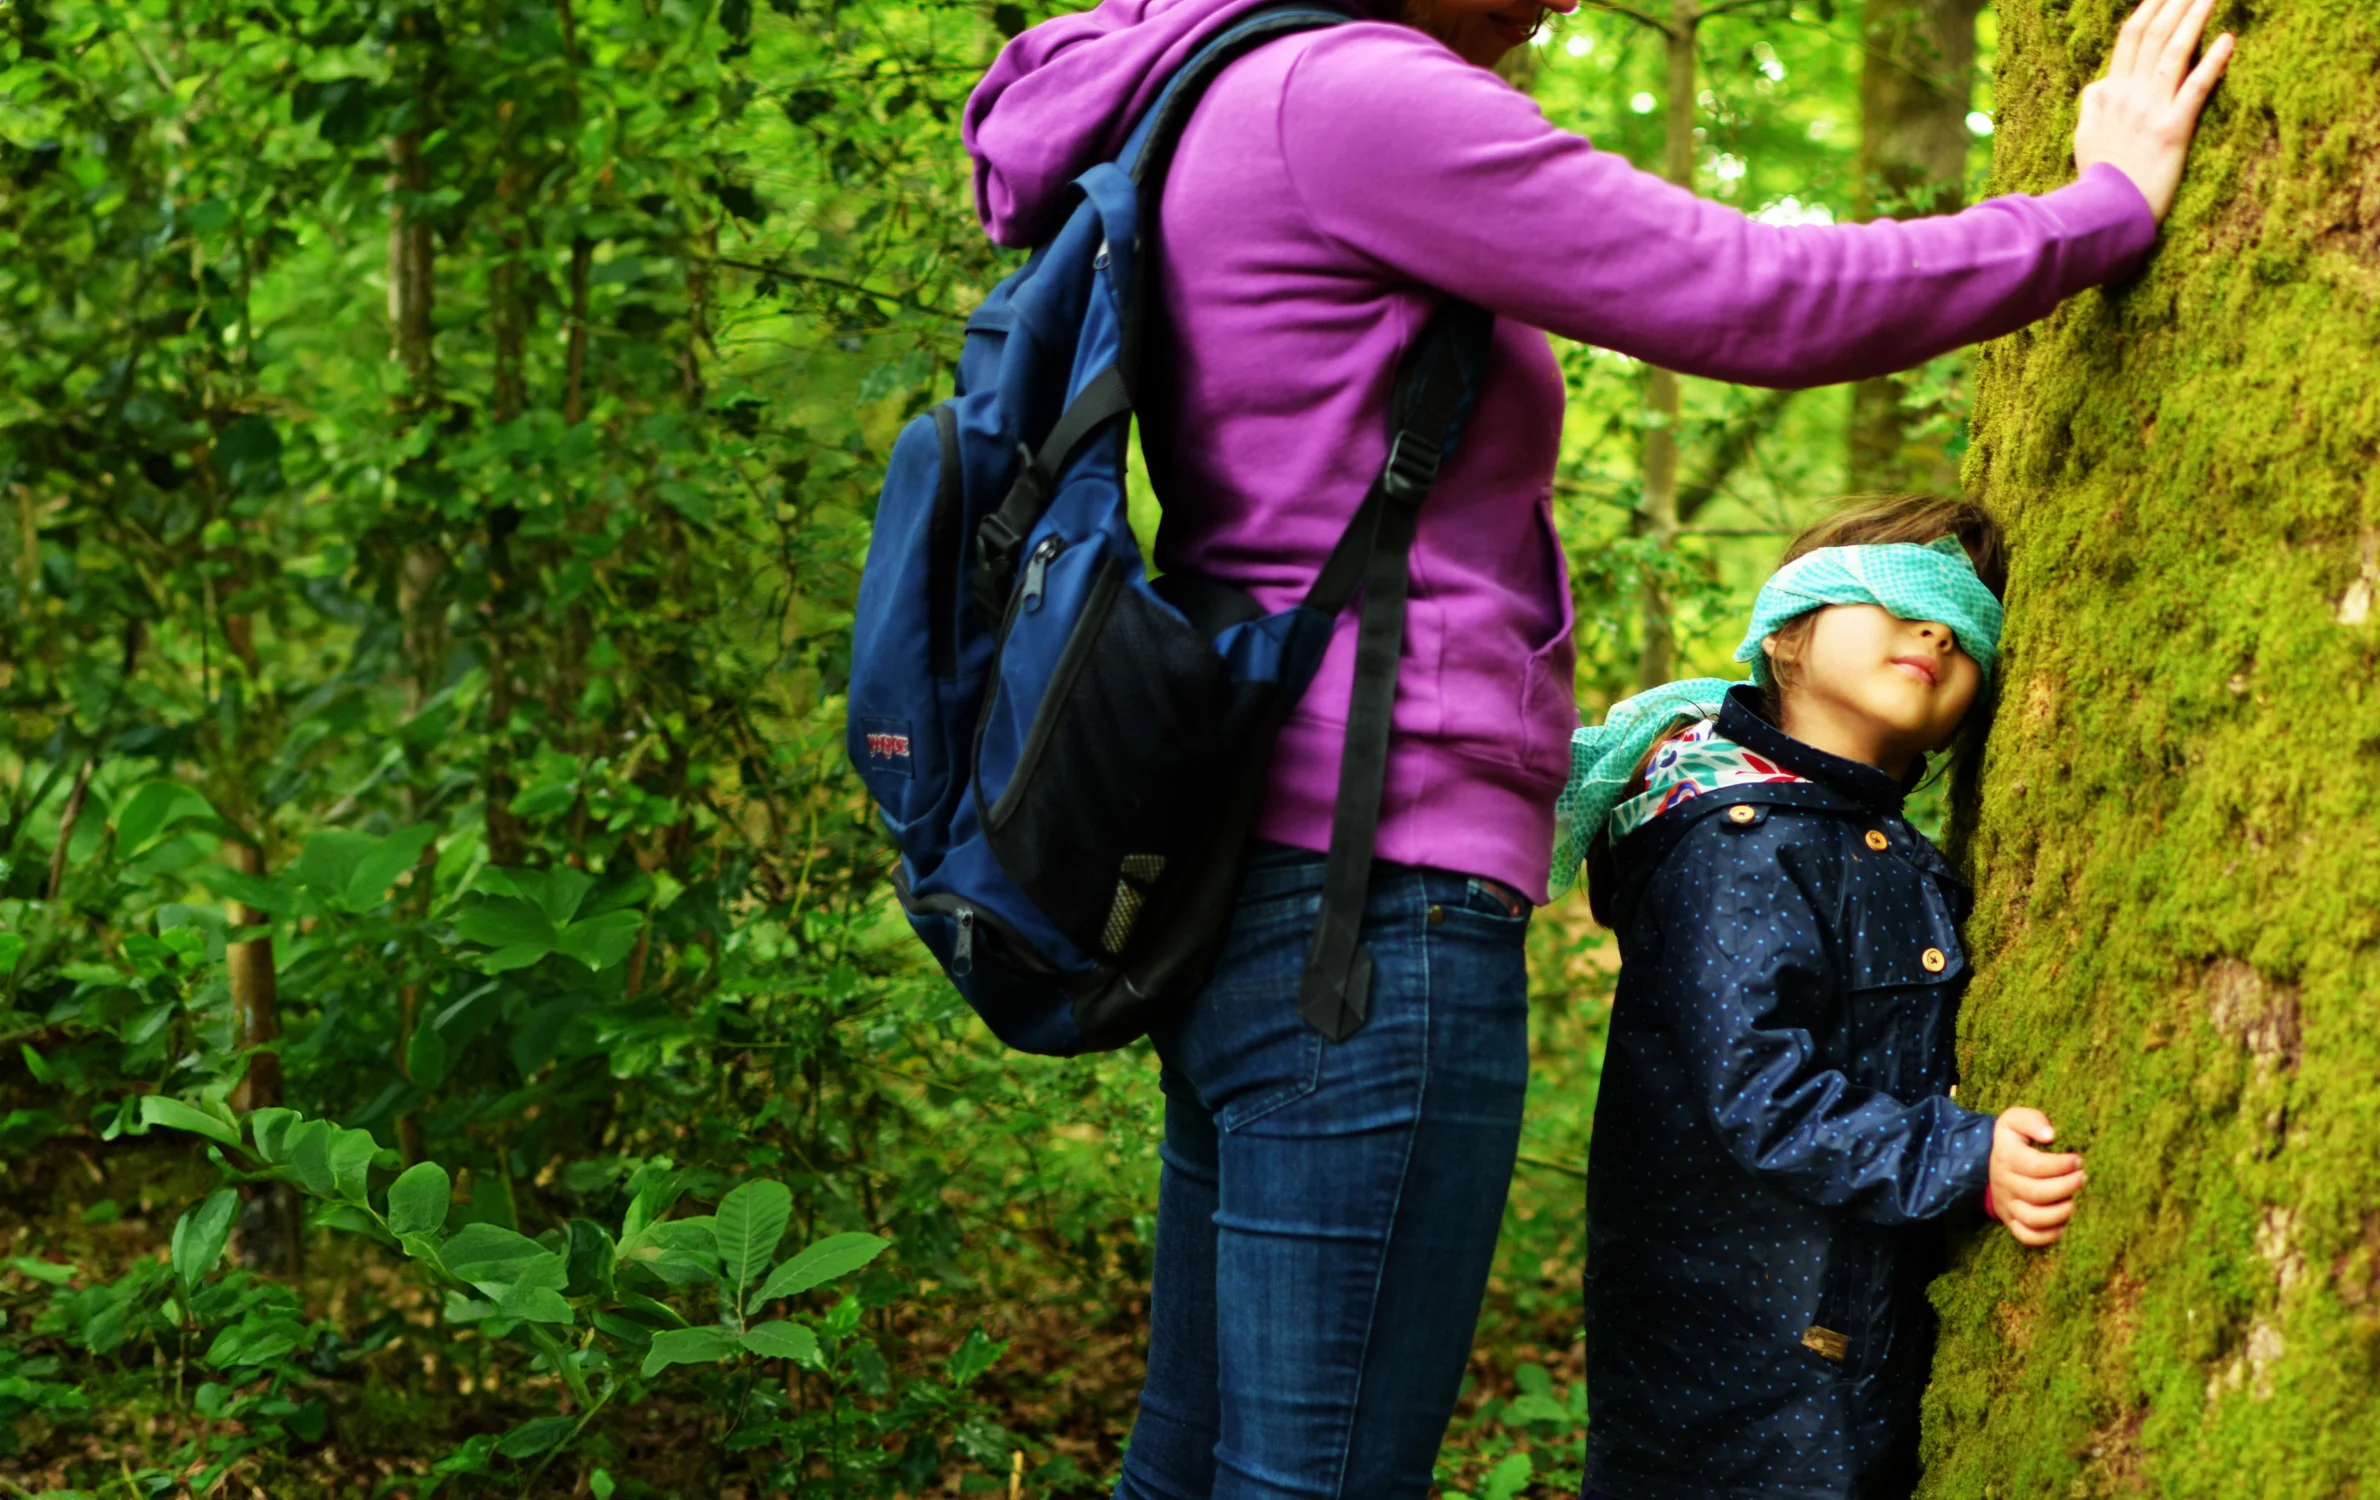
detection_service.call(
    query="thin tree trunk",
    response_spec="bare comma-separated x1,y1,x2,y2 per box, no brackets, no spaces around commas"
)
1636,0,1697,690
1845,0,1981,495
226,836,300,1272
1925,2,2380,1488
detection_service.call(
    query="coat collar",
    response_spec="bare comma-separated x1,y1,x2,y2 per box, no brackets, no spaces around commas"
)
1716,686,1915,818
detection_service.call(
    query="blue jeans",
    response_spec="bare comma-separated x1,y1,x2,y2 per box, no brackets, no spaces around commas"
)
1114,845,1532,1500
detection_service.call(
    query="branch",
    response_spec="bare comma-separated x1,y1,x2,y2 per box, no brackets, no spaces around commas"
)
1573,0,1672,35
1697,0,1791,19
702,255,958,320
1678,386,1798,525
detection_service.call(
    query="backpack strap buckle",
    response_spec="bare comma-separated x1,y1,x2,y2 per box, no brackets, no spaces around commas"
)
971,448,1046,621
1379,430,1442,502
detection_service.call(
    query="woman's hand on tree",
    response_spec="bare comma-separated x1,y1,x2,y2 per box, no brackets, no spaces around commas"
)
2072,0,2235,222
1989,1107,2086,1248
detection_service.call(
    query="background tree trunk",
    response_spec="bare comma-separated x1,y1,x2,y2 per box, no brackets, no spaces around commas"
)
1846,0,1981,496
1925,4,2380,1493
1637,0,1698,690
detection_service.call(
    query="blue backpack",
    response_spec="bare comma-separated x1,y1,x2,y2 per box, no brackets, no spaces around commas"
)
846,3,1491,1056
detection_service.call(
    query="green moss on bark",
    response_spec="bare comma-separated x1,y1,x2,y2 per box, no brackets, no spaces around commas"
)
1923,3,2380,1496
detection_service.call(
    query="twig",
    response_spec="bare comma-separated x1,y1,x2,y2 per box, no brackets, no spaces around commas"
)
1516,1151,1588,1181
44,755,98,900
1574,0,1672,34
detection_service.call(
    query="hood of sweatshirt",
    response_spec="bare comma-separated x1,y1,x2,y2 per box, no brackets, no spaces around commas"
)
962,0,1357,247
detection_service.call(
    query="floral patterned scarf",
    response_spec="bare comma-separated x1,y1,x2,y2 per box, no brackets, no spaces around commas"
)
1605,718,1810,844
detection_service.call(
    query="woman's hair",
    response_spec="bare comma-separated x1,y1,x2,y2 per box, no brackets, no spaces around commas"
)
1757,493,2006,718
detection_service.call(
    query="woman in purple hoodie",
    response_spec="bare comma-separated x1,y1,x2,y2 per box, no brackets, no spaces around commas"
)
964,0,2228,1495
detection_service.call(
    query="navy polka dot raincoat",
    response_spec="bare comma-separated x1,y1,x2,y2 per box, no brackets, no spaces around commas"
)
1583,688,1996,1500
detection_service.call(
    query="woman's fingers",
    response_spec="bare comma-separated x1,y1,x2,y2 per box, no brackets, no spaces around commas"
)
2107,0,2157,79
2176,29,2235,114
2153,0,2217,90
2132,0,2193,82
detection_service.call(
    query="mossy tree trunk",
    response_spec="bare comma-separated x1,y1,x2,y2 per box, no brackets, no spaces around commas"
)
1926,4,2380,1495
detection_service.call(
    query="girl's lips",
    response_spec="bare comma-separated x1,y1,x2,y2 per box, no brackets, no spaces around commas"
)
1891,656,1941,687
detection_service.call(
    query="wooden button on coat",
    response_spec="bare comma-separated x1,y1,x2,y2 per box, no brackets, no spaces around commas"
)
1864,829,1890,851
1921,947,1948,973
1728,804,1758,824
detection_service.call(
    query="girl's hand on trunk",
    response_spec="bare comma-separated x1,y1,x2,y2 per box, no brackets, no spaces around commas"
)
2073,0,2234,222
1990,1107,2086,1248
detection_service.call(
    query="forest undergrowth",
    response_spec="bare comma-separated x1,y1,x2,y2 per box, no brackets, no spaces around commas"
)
0,0,1908,1489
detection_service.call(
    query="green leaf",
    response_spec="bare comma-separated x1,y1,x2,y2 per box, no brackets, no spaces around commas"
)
387,1162,452,1236
639,1325,739,1377
740,1320,818,1364
478,943,552,974
492,1254,575,1325
454,896,556,951
555,908,643,971
1503,1392,1573,1428
249,1107,301,1163
139,1095,239,1148
441,1223,549,1286
341,822,438,912
946,1326,1005,1388
714,1180,792,1294
1480,1450,1533,1500
8,1257,76,1286
591,1469,616,1500
287,1119,337,1196
495,1415,577,1460
509,999,584,1078
206,1316,305,1370
115,781,215,854
329,1126,380,1203
171,1189,239,1290
511,865,595,926
193,863,288,916
406,1022,450,1091
290,830,379,901
753,1231,890,1305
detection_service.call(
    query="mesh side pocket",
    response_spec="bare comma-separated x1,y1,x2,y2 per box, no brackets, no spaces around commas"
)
982,561,1252,958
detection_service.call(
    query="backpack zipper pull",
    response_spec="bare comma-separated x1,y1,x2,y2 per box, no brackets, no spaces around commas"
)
1020,538,1058,613
953,907,975,977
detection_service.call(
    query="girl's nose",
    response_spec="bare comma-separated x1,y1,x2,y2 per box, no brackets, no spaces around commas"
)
1918,621,1954,651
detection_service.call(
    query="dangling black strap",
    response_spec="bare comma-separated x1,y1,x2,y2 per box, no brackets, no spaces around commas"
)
1295,299,1494,1042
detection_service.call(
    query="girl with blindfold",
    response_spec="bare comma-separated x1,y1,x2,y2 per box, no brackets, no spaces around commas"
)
1557,495,2081,1500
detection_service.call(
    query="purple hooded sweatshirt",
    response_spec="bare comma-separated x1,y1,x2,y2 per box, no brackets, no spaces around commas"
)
965,0,2154,905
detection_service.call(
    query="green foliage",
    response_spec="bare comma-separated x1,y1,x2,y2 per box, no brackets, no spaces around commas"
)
0,0,1950,1488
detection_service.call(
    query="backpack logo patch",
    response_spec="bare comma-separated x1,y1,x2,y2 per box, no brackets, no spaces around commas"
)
861,717,914,778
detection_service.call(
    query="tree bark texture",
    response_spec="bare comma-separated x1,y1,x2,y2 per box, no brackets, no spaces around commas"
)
1847,0,1981,495
1924,5,2380,1494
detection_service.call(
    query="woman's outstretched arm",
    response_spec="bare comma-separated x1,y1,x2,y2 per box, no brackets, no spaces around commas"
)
1274,0,2231,388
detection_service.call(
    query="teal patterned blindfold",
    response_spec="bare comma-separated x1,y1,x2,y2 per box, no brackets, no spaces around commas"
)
1549,538,2002,897
1735,537,2003,685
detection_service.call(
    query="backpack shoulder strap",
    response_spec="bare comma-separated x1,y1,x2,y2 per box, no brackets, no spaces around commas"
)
1296,297,1496,1042
967,3,1352,624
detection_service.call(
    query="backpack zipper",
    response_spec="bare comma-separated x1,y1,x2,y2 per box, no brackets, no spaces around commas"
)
1018,535,1060,615
927,404,963,680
